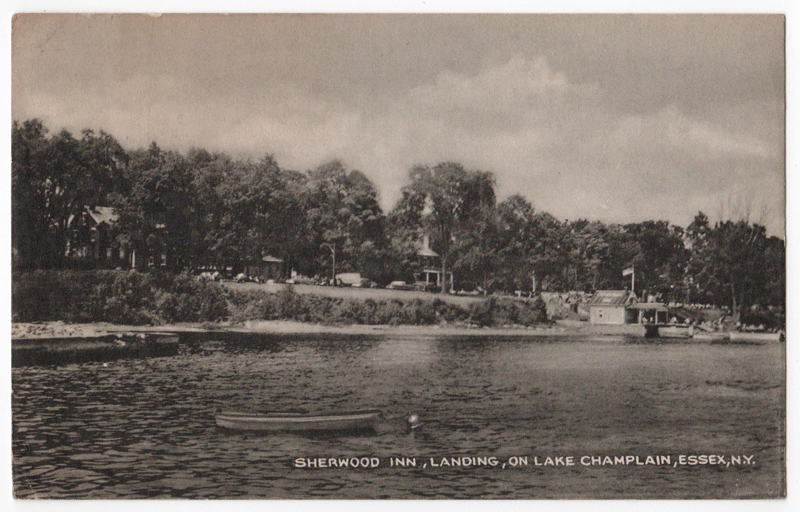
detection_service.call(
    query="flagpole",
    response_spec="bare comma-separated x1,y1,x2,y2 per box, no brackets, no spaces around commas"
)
623,265,635,294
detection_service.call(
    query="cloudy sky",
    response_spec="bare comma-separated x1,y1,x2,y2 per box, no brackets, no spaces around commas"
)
11,13,785,235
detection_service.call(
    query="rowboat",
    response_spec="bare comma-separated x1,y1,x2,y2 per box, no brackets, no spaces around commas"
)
215,409,380,432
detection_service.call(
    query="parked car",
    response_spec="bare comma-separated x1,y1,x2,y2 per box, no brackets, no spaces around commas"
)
415,282,439,292
198,271,221,282
286,275,317,285
352,278,378,288
386,280,414,291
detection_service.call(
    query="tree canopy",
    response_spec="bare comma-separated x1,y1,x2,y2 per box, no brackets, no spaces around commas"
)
12,119,785,316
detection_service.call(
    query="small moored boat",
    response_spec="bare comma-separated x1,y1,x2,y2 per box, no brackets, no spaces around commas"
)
727,331,784,342
215,409,380,432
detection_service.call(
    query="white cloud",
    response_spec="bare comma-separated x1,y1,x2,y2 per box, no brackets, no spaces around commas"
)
607,106,774,159
409,54,576,114
13,51,783,236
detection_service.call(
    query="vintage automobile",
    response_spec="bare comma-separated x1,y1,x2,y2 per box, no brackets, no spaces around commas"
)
285,275,317,285
414,281,439,292
386,280,414,291
351,278,378,288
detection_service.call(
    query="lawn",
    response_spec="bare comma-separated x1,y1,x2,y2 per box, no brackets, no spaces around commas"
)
222,281,488,307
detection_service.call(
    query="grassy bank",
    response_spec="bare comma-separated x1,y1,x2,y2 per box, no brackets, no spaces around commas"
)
12,270,547,328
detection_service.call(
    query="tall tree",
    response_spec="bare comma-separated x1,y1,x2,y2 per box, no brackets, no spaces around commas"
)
403,162,495,293
386,189,426,284
686,211,780,318
187,148,230,269
112,144,196,270
214,155,305,271
12,120,128,268
620,221,688,298
300,160,384,279
12,119,52,268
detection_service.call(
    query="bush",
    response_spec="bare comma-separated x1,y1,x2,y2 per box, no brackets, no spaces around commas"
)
12,270,229,325
12,270,548,327
226,289,546,327
467,296,547,327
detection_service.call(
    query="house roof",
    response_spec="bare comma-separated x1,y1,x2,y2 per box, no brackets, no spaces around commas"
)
87,206,118,226
589,290,637,306
68,206,119,228
417,235,439,257
417,247,439,257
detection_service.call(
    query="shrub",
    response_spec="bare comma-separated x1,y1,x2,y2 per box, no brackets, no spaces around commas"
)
12,270,548,327
467,296,547,327
12,270,230,325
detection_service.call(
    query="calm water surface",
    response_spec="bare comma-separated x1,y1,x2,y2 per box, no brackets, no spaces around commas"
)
12,333,785,499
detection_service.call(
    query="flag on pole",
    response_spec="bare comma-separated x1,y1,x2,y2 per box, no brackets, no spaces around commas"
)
622,267,634,277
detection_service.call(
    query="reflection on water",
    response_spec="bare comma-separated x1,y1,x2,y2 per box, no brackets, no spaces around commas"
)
363,337,438,367
12,334,784,499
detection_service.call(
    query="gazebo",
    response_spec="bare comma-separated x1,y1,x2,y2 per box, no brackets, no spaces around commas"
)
244,255,285,281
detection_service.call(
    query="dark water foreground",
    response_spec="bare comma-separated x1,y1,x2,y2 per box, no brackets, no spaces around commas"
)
12,333,785,499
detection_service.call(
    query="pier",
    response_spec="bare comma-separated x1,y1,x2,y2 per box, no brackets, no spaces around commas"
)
11,333,180,367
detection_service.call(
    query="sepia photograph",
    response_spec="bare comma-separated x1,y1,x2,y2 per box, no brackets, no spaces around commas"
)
8,6,788,502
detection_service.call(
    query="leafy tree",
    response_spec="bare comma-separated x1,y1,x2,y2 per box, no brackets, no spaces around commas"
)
494,195,542,292
686,211,782,319
619,221,688,299
385,189,426,283
12,120,128,268
12,119,52,268
402,162,495,293
112,144,196,271
187,148,231,270
452,201,501,292
213,156,288,267
299,160,385,279
762,235,786,308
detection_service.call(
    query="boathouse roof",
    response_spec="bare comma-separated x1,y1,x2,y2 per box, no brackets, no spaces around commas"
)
588,290,637,306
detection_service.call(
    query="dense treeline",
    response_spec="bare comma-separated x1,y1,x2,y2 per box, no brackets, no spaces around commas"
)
12,119,785,321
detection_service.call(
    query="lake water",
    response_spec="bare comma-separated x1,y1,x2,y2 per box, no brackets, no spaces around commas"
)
12,333,785,499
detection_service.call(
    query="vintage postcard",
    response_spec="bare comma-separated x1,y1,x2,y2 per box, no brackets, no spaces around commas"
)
9,11,786,501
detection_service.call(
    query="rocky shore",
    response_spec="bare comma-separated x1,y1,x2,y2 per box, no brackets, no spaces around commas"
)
12,319,578,341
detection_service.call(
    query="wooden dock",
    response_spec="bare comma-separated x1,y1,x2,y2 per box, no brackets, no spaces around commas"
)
11,333,180,367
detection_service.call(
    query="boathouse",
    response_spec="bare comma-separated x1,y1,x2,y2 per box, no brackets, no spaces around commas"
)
588,290,638,325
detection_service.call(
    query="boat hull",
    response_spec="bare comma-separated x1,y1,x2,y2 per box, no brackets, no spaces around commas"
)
215,410,380,432
728,331,783,342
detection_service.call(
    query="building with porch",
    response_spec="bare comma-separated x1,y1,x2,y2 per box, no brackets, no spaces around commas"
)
628,302,671,325
415,235,453,291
